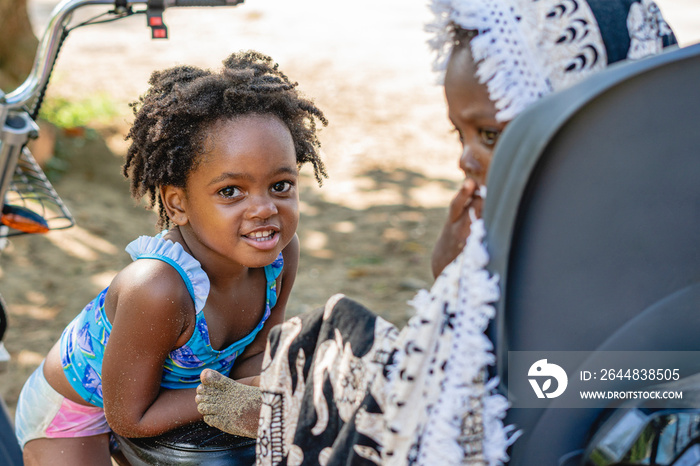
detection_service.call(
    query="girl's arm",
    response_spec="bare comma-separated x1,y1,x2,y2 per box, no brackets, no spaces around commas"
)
229,234,299,380
101,260,203,438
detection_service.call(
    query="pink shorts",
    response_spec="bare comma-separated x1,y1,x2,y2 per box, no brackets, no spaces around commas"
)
14,361,111,448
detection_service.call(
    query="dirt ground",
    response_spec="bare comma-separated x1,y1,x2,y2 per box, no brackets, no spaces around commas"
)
1,0,699,420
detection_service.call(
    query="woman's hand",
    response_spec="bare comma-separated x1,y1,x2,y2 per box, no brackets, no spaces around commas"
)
431,178,483,278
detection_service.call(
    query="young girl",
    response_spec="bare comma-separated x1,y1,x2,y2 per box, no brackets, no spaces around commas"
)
14,50,327,465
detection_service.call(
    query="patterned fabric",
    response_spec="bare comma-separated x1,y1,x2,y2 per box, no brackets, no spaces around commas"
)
257,220,510,466
257,295,399,465
15,361,111,448
60,232,284,407
426,0,677,121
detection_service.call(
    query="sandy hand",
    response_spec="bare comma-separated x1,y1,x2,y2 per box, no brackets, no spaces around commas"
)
196,369,262,438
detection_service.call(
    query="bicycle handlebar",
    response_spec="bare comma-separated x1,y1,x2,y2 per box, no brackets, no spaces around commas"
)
1,0,243,109
163,0,243,6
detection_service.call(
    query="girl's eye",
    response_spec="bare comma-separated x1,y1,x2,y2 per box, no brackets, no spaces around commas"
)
479,128,501,147
271,181,293,194
218,186,242,198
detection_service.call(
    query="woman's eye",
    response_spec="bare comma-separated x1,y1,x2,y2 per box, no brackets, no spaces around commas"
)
218,186,242,198
479,128,501,147
271,181,293,194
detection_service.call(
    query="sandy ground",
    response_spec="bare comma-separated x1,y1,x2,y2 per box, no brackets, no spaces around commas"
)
1,0,699,421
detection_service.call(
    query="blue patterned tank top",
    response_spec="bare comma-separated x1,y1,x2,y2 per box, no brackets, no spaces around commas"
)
60,232,283,407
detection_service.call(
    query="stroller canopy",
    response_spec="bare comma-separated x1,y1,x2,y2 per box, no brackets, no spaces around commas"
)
483,42,700,464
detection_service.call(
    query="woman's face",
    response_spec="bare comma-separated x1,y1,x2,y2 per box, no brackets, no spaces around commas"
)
444,41,508,188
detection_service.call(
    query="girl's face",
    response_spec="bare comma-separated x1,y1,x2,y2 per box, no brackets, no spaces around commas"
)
445,41,508,188
173,114,299,269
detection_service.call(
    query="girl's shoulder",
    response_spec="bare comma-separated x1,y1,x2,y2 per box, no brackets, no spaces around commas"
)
108,232,209,315
124,231,210,312
109,258,189,314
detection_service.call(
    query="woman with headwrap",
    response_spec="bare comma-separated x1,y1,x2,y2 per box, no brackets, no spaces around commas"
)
195,1,677,464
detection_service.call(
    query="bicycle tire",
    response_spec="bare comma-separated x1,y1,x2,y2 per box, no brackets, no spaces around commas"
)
0,292,6,343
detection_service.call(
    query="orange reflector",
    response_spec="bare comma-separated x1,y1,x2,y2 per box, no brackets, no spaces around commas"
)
1,205,50,234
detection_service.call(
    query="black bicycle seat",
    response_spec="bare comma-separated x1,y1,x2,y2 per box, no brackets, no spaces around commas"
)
112,421,256,466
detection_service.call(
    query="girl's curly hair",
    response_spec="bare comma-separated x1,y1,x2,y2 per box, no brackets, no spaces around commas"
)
123,50,328,228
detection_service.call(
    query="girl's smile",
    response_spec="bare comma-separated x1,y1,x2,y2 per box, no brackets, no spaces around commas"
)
241,227,280,250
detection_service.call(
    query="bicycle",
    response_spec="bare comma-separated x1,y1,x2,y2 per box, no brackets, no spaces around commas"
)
0,0,261,464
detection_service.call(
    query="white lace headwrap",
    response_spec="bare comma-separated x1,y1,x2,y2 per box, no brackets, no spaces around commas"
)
427,0,675,121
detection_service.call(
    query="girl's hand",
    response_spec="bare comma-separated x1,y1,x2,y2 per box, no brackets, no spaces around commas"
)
431,179,482,278
196,369,261,438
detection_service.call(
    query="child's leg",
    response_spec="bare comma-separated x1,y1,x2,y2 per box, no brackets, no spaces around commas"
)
23,434,113,466
15,361,113,465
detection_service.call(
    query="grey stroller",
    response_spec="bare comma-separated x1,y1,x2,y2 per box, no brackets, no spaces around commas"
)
484,40,700,465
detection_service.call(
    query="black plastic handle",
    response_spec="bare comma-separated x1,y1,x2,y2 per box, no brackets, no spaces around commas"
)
145,0,243,39
163,0,244,7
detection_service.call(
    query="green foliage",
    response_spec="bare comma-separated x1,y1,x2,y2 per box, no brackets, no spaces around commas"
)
38,93,118,129
34,93,120,182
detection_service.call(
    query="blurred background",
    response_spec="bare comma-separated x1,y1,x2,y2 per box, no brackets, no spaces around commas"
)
0,0,698,418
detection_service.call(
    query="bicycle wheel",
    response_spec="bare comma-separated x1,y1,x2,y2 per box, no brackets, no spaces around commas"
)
0,292,6,343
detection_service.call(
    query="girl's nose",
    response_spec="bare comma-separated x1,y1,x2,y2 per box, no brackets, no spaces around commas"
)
247,196,278,219
459,144,481,177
